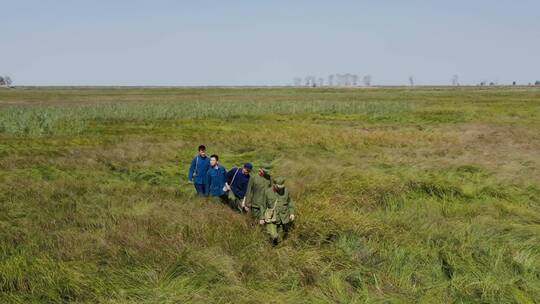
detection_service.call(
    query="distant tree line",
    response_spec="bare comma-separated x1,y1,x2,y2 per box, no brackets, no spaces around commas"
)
293,73,540,87
479,80,540,86
293,74,372,87
0,76,13,87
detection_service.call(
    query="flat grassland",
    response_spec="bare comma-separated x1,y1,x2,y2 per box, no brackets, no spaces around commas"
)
1,87,539,303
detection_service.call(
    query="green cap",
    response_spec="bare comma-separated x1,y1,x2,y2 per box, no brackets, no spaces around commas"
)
260,162,273,171
273,176,285,186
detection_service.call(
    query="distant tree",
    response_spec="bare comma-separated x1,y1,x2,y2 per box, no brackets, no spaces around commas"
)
535,80,540,86
304,76,317,87
0,76,5,86
489,82,495,86
343,73,352,86
451,75,459,86
335,74,342,86
293,77,302,86
512,81,516,86
4,76,12,87
363,75,372,86
304,76,311,87
351,74,359,86
328,74,334,86
408,76,414,87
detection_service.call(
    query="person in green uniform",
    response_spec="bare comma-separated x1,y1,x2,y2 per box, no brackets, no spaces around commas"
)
243,162,273,218
259,177,295,246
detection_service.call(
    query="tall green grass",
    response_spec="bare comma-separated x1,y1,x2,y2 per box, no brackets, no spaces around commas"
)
0,99,412,136
1,86,538,136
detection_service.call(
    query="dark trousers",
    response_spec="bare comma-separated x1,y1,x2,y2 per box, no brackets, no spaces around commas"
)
250,207,262,219
266,222,293,243
194,183,206,196
226,191,244,212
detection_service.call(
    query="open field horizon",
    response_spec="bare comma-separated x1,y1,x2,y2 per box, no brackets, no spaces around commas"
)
2,85,538,90
1,87,539,303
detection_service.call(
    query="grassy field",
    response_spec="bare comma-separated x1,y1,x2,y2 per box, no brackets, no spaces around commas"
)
1,87,539,303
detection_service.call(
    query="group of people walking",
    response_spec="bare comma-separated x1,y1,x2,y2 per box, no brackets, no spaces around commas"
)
187,145,295,245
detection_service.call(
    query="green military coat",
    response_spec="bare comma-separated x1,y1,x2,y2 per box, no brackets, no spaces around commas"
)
261,187,295,224
245,173,272,210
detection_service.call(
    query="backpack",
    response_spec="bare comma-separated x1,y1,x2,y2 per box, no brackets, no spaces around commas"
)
264,199,279,223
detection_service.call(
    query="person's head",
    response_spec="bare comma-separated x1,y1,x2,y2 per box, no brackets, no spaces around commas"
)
259,162,273,175
242,163,253,175
273,177,285,191
210,154,219,167
198,145,206,157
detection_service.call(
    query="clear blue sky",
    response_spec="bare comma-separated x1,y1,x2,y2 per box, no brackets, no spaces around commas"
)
2,1,539,86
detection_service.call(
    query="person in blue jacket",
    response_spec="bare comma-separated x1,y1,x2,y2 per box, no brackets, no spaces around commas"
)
204,154,228,203
224,163,252,211
188,145,211,196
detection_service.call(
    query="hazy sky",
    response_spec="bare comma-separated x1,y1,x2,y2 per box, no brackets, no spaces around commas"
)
2,1,539,86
